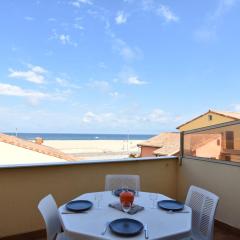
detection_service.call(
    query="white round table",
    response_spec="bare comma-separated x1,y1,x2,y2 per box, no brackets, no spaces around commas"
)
59,191,192,240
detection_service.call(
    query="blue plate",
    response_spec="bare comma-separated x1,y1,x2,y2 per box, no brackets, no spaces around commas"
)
114,188,136,197
109,218,143,237
66,200,93,212
157,200,184,211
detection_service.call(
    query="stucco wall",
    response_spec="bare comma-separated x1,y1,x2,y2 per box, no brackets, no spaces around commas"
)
0,158,177,237
179,112,233,131
177,157,240,229
140,146,158,157
196,138,221,159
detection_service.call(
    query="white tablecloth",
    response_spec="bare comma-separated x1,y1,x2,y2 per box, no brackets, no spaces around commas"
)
59,191,192,240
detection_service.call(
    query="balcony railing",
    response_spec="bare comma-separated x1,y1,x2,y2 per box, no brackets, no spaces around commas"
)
0,156,178,238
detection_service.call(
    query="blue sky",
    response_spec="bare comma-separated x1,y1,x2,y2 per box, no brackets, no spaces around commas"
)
0,0,240,134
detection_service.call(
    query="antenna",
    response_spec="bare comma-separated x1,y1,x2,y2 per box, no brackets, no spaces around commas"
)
127,131,129,153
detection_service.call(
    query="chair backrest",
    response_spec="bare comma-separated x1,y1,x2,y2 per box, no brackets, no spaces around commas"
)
105,174,141,192
185,185,219,240
38,194,62,240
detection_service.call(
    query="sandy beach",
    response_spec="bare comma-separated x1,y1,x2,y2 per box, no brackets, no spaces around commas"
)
44,140,143,160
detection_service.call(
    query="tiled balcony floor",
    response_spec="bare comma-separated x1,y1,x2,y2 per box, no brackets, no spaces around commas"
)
215,224,240,240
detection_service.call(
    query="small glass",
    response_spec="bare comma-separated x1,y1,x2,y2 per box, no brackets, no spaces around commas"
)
121,184,128,191
149,193,158,209
95,193,103,209
121,201,132,213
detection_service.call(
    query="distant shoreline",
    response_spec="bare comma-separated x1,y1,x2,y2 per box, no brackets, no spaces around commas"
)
44,139,143,160
4,132,155,141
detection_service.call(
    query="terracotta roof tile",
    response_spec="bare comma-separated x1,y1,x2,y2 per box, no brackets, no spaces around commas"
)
138,132,180,156
0,133,77,161
211,110,240,120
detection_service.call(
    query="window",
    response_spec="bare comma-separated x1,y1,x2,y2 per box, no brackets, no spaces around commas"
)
226,131,234,150
225,155,231,161
208,115,213,121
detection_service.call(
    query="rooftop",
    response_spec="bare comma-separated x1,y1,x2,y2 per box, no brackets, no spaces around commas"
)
138,132,180,156
177,109,240,129
0,133,76,163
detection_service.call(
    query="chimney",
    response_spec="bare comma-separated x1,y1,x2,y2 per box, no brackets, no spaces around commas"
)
35,137,44,145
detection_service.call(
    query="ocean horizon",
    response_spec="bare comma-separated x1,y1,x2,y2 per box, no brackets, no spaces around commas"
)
4,132,155,141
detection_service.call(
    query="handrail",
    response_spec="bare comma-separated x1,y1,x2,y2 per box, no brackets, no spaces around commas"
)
0,156,178,169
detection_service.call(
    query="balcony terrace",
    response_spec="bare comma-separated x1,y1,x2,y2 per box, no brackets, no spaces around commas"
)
1,121,240,239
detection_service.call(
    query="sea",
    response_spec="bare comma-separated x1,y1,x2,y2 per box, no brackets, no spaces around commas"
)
4,133,155,141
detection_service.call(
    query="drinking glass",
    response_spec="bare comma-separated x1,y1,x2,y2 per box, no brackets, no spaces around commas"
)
121,201,132,213
121,184,128,191
95,193,103,209
149,193,158,209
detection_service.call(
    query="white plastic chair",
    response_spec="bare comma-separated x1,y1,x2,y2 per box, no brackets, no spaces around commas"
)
185,185,219,240
105,174,141,192
38,194,68,240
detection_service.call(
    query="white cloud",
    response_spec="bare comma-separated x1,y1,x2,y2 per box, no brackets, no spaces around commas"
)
0,107,87,133
88,80,120,98
98,62,107,69
104,20,143,62
147,109,169,123
48,17,56,22
24,16,35,21
82,111,97,123
31,66,46,73
70,0,92,8
62,35,77,46
0,82,69,105
74,17,85,31
84,5,142,62
74,23,84,30
157,5,179,22
82,111,113,123
113,38,142,61
59,34,71,45
115,11,128,24
51,30,78,47
213,0,238,18
56,77,69,86
195,0,238,42
0,83,48,105
88,80,111,92
109,91,119,97
79,108,181,134
117,67,147,86
56,77,81,89
141,1,179,23
8,65,47,84
0,83,42,97
142,0,155,10
137,108,180,124
127,76,147,85
0,105,181,133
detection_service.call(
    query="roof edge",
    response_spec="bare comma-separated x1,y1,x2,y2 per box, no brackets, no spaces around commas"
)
176,109,238,129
